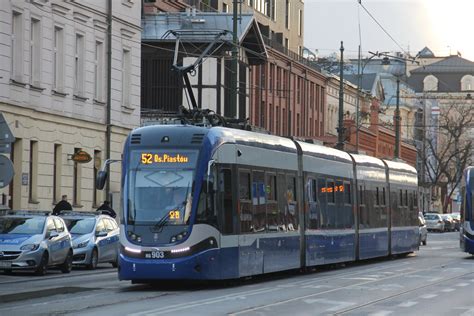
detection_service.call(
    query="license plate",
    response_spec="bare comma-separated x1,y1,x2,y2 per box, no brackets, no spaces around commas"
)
145,251,164,259
0,261,12,269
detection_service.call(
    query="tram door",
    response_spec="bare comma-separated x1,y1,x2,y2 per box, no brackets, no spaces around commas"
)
238,170,263,276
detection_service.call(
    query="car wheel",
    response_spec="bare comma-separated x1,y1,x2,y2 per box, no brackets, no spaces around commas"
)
60,250,73,273
111,255,118,268
87,248,98,270
35,252,48,276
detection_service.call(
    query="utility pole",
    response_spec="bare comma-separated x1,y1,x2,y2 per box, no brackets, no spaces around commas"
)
336,41,345,150
228,0,239,118
355,45,361,153
394,76,400,159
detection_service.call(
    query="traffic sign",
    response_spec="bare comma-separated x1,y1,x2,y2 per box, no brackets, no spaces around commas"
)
0,155,14,189
0,113,15,154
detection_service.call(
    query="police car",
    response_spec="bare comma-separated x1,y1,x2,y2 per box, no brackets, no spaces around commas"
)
60,211,119,269
0,210,73,275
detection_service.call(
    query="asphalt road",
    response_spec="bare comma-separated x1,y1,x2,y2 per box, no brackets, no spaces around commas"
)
0,232,472,316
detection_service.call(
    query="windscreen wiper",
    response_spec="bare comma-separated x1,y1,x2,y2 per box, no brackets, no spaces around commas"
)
151,212,171,233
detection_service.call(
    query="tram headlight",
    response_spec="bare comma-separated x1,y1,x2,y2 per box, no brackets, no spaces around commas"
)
128,231,142,243
170,231,187,243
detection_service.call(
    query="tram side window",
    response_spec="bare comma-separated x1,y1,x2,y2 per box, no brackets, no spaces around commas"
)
266,173,279,232
344,182,351,205
285,175,298,231
252,171,266,233
365,184,377,228
277,173,287,230
218,168,234,234
335,180,345,228
382,187,387,206
318,178,328,228
239,171,252,233
343,181,353,228
391,189,401,226
308,178,320,229
359,184,370,229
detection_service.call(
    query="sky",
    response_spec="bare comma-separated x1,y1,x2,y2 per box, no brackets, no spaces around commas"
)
304,0,474,61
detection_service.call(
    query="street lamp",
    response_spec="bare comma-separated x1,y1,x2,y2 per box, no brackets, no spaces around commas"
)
355,51,388,152
378,53,419,160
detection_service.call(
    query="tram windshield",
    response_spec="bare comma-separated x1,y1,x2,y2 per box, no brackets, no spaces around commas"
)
127,150,197,226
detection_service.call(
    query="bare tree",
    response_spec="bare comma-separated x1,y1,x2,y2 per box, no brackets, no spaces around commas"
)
420,103,473,213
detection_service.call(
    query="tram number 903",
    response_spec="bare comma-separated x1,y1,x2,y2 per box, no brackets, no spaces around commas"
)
149,251,164,259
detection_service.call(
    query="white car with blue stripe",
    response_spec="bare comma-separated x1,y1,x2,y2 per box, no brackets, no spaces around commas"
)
60,212,119,269
0,211,73,275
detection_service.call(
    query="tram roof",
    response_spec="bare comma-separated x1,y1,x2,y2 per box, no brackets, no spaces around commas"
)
350,153,386,169
383,159,417,176
297,141,353,164
208,127,298,153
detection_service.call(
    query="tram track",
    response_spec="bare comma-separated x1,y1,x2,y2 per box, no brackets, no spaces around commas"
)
333,271,474,315
229,256,469,315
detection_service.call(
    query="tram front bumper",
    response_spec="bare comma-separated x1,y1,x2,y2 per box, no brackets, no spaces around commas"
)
118,249,220,281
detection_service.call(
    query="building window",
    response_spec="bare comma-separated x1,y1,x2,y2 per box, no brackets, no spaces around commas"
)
94,40,104,102
222,3,228,12
285,0,290,29
11,11,23,82
276,106,280,135
74,34,85,97
30,18,41,87
53,144,62,203
296,113,300,136
73,148,82,206
461,75,474,91
122,48,131,107
423,75,438,92
29,140,38,203
53,26,64,92
298,9,302,37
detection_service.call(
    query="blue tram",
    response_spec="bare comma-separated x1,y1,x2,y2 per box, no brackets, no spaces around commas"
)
116,124,419,282
460,166,474,254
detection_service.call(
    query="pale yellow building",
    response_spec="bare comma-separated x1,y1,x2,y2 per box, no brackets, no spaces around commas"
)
0,0,141,211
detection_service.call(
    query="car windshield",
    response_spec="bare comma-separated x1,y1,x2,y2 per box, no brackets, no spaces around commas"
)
128,168,193,225
63,218,96,234
424,214,439,220
0,217,45,235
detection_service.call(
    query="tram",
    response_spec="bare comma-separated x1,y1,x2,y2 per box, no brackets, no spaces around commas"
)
460,166,474,254
102,124,419,282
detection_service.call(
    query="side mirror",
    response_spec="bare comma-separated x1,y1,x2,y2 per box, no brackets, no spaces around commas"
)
49,231,59,239
96,231,108,237
96,171,108,190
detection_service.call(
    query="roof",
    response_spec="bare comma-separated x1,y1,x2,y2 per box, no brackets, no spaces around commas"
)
418,47,435,58
345,73,378,92
411,55,474,74
142,12,267,65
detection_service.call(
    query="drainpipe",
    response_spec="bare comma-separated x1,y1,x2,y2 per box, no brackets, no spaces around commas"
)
106,0,112,200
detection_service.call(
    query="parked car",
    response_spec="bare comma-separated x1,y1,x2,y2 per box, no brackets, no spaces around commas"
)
0,210,73,275
418,212,427,246
450,213,461,231
424,213,445,232
440,214,455,232
60,211,119,269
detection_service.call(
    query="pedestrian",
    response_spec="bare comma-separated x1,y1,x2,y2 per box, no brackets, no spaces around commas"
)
52,194,73,216
97,200,117,218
